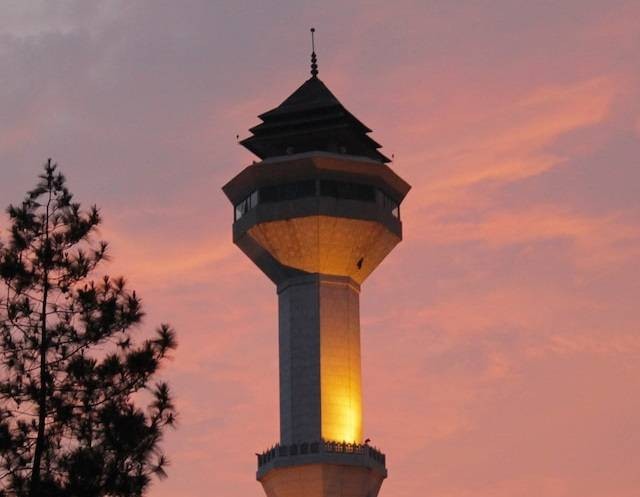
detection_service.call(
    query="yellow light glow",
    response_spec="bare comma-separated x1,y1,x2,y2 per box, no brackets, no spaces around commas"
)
319,277,364,444
248,215,400,285
321,374,363,443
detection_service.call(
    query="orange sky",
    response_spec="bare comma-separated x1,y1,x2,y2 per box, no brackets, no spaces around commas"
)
1,2,639,496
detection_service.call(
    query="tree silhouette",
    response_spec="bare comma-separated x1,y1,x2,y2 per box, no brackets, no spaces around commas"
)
0,160,177,497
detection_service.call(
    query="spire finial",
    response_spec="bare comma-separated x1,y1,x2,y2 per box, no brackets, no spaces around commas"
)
310,27,318,78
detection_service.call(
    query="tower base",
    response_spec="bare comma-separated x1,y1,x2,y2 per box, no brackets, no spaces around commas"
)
260,463,384,497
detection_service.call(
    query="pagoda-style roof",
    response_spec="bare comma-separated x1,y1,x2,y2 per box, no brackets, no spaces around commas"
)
240,76,390,163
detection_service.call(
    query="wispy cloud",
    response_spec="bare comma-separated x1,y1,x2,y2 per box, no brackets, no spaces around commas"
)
2,2,639,497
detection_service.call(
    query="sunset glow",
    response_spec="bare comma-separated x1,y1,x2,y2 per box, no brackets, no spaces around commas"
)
1,2,639,497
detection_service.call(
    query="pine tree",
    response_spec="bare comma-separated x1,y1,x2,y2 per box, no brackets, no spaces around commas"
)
0,160,177,497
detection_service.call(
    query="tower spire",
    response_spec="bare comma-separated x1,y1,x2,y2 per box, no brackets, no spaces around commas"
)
310,27,318,78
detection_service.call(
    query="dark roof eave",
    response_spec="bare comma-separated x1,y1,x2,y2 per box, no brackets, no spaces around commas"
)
242,128,384,152
240,138,391,164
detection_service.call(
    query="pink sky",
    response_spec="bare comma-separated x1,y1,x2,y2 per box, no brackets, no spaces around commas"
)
1,2,639,496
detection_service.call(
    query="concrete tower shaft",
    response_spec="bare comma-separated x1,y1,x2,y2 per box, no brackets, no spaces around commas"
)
278,274,362,445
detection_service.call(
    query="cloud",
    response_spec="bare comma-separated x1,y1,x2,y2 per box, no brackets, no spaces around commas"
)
2,2,640,497
402,77,617,212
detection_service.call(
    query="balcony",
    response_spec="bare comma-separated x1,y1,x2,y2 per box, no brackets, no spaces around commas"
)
256,439,387,479
234,179,400,222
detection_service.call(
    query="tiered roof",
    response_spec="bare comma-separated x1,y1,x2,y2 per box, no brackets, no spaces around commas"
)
240,55,389,163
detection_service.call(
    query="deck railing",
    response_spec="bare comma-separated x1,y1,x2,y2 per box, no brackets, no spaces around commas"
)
256,440,386,469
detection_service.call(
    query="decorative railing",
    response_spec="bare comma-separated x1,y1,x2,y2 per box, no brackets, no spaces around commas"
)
256,440,386,469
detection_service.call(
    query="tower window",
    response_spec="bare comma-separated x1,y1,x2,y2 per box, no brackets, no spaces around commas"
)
259,180,316,203
379,190,400,219
234,190,259,220
319,180,376,202
234,180,400,221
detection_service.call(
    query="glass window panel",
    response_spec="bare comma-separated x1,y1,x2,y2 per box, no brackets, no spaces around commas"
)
319,180,375,202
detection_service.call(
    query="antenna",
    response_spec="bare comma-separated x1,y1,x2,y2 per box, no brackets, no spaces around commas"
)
310,27,318,78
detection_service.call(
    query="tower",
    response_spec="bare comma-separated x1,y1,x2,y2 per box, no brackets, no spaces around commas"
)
223,31,410,497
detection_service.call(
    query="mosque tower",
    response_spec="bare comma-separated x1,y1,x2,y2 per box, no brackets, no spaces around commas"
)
222,29,410,497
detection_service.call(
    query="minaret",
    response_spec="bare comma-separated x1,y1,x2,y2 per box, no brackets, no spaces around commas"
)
223,30,410,497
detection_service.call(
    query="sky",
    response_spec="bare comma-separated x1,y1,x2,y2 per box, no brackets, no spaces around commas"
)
1,1,639,496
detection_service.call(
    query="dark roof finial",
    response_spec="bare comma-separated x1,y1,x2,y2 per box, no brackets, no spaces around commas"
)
310,27,318,78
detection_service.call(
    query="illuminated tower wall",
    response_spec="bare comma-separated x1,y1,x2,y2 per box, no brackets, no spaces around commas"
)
279,274,362,445
223,45,409,497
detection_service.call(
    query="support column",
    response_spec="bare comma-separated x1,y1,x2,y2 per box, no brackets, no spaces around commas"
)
278,275,322,444
278,274,363,445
